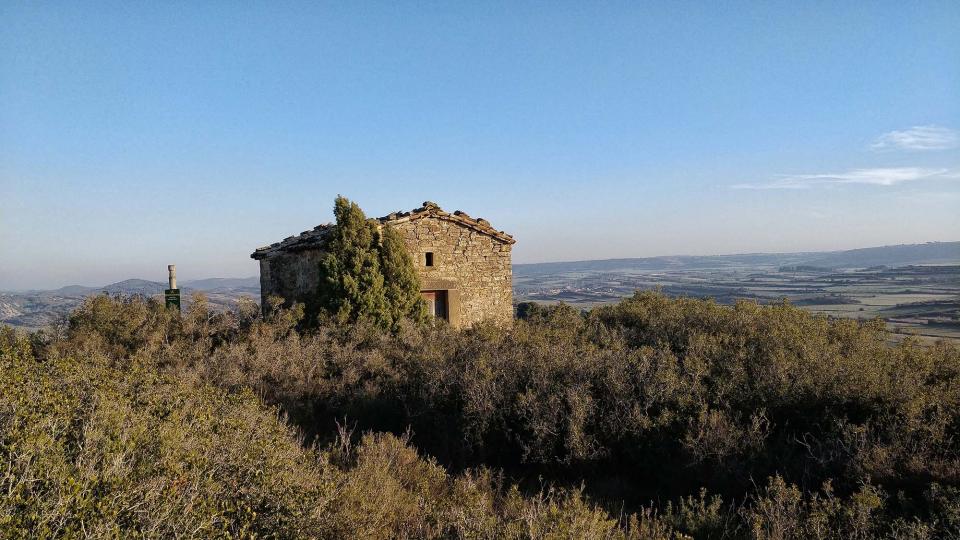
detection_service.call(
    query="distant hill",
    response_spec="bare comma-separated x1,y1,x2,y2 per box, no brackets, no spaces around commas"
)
1,277,260,330
800,242,960,269
515,241,960,276
100,279,168,296
41,284,99,296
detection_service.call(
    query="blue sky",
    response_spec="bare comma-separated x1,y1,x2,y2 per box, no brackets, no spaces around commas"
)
1,1,958,289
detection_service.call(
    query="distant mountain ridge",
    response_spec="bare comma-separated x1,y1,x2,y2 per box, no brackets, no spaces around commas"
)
800,242,960,268
0,277,260,330
19,277,260,297
514,241,960,276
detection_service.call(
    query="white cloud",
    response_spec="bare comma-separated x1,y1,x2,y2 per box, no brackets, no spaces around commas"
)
732,167,957,190
871,125,959,151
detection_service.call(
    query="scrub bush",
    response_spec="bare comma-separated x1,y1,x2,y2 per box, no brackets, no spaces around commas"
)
4,290,960,538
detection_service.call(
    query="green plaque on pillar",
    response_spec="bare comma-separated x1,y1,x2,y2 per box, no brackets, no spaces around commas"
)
165,289,181,311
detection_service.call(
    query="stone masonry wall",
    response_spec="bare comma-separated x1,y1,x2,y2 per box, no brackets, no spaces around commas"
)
389,216,513,327
259,248,324,317
256,214,513,328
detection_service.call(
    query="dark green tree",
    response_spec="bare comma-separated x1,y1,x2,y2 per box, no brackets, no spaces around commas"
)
317,196,426,330
380,223,429,328
317,196,389,327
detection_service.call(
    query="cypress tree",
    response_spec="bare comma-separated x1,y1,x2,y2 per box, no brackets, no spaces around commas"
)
317,196,390,327
317,196,426,330
380,223,429,328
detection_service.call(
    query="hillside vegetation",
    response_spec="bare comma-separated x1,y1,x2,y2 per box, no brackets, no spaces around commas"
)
3,292,960,538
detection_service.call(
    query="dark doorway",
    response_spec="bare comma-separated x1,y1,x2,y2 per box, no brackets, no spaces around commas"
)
421,290,448,320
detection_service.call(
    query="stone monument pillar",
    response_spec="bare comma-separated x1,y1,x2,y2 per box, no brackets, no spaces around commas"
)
165,264,181,311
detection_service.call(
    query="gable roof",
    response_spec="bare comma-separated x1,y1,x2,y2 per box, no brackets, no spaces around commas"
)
251,201,514,260
378,201,515,245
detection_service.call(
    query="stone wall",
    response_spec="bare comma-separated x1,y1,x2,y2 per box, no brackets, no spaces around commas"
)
258,248,325,316
389,216,513,327
255,211,514,328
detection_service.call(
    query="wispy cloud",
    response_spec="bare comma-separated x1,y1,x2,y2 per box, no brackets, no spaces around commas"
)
871,125,959,151
732,167,957,190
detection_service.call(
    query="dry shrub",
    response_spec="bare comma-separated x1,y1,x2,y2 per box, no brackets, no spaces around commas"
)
0,323,631,539
5,290,960,538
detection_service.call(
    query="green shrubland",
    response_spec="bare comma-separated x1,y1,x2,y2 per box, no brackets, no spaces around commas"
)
3,291,960,538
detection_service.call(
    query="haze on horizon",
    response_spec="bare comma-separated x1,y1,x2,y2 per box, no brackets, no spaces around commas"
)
2,2,958,290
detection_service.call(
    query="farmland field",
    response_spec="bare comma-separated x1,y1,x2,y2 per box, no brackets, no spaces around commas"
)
515,262,960,343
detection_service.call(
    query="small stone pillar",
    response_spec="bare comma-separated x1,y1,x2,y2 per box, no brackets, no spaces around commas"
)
165,264,181,312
